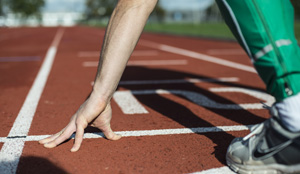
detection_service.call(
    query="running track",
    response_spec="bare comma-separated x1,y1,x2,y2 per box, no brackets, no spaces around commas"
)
0,27,273,174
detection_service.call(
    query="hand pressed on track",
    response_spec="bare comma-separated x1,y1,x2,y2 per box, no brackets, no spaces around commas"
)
39,96,121,152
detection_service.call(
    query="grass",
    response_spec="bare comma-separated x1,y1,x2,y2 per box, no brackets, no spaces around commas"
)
144,22,235,40
85,21,300,41
144,22,300,41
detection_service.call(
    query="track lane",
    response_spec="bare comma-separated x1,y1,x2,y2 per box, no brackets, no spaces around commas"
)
0,28,58,137
0,27,271,173
0,27,64,173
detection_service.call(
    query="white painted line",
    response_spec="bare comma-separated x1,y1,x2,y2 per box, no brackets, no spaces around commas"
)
191,166,235,174
0,137,6,142
206,49,245,55
112,86,272,115
51,28,64,47
78,50,159,57
83,60,188,67
118,77,239,85
117,88,273,110
0,125,252,143
139,40,256,73
113,91,149,114
0,28,64,174
210,87,275,108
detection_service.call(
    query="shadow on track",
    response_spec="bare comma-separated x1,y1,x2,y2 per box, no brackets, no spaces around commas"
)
0,156,69,174
117,66,268,165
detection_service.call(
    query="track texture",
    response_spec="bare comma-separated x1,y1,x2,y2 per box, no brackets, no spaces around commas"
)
0,27,272,174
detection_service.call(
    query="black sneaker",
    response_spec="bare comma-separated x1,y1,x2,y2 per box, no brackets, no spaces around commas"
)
226,105,300,174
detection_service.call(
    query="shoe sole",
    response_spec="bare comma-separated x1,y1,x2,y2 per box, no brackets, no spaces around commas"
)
226,153,300,174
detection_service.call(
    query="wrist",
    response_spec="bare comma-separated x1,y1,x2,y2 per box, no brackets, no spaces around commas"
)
90,88,111,105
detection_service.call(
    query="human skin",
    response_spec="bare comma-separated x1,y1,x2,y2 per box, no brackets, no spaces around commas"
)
39,0,158,152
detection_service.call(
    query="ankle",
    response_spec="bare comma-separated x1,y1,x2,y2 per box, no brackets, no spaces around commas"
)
275,93,300,132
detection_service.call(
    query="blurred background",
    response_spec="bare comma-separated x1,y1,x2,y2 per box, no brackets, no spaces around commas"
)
0,0,299,40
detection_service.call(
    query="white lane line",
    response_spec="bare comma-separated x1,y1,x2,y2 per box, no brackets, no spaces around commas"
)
113,91,149,114
210,87,275,107
191,166,235,174
124,88,273,110
139,40,256,73
118,77,239,85
0,125,252,143
83,60,187,67
206,49,245,55
78,50,159,57
112,87,271,114
0,28,64,174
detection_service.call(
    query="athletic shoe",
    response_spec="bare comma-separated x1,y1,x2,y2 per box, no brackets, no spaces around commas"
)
226,104,300,174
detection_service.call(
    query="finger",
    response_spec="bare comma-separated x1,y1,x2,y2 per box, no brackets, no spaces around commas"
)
43,126,75,148
70,124,85,152
101,125,121,141
39,130,64,144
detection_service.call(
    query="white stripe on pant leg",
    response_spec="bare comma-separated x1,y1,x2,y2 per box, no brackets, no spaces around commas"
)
254,39,292,59
222,0,253,60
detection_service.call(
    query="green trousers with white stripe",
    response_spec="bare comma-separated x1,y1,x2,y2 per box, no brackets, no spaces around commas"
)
216,0,300,101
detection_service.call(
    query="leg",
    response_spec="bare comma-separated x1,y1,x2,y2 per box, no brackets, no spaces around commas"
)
216,0,300,173
217,0,300,101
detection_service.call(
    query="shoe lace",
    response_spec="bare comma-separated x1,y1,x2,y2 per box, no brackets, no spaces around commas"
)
242,102,270,141
243,123,264,141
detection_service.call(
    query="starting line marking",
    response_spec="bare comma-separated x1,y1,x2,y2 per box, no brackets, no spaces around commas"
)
191,166,235,174
113,91,149,114
0,28,64,174
139,40,256,73
0,124,252,143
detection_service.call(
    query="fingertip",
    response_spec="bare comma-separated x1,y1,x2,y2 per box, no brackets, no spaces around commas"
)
39,138,50,144
70,146,79,152
44,143,56,148
113,134,122,141
39,137,51,144
107,133,121,141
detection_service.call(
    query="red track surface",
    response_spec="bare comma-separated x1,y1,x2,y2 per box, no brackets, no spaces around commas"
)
0,27,271,174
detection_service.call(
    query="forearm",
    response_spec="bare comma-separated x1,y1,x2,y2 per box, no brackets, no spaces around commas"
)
91,0,157,103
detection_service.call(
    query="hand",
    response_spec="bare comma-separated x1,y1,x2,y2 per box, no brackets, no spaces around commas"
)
39,95,121,152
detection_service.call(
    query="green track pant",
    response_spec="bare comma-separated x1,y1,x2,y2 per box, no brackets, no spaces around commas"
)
216,0,300,102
